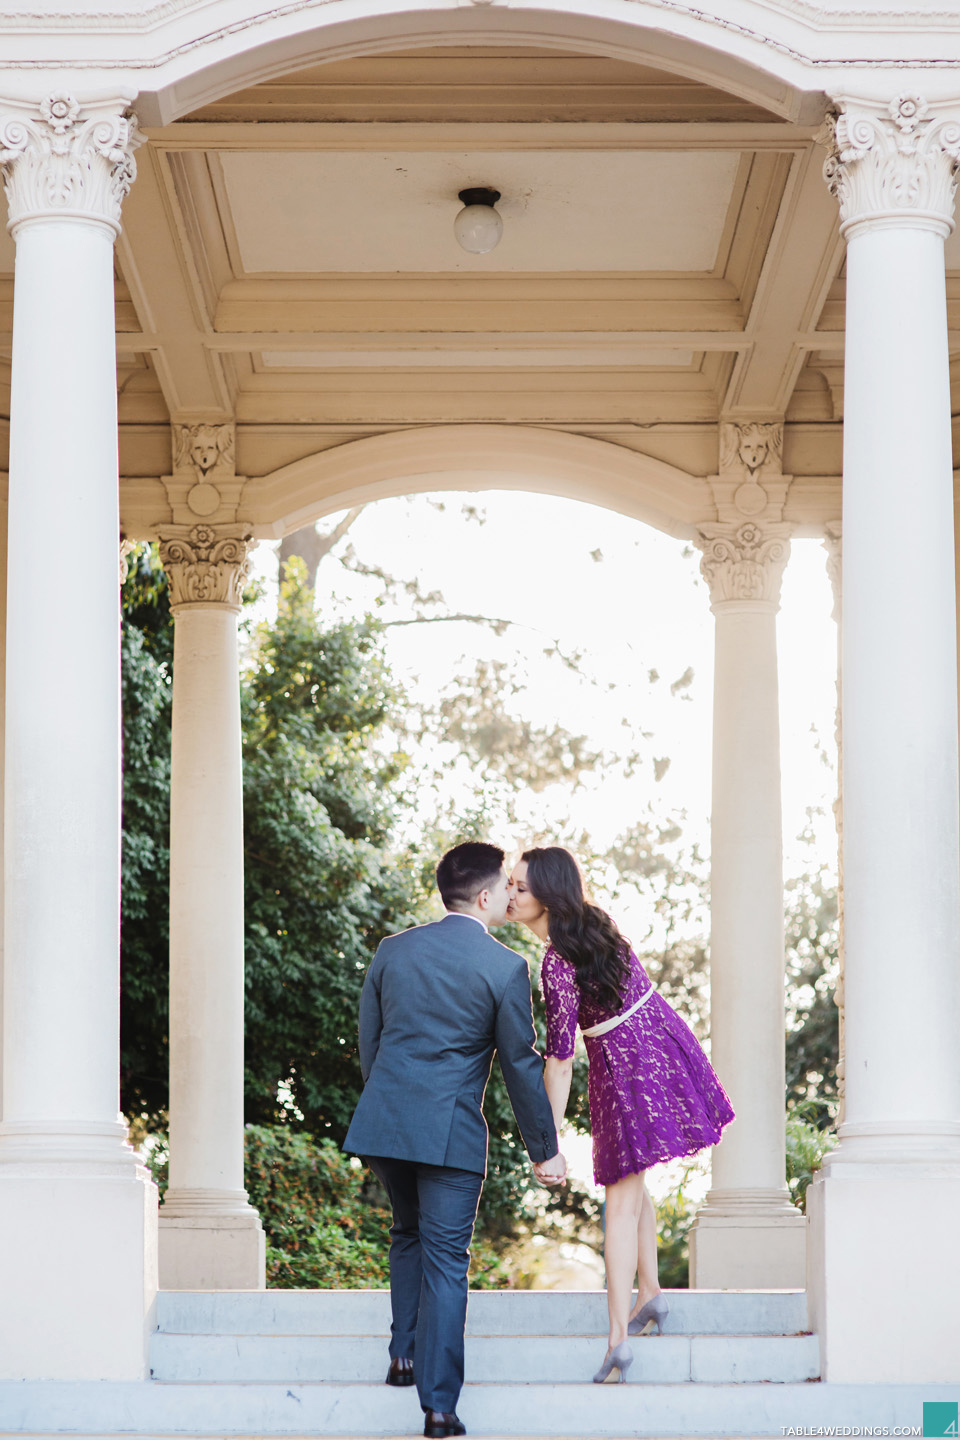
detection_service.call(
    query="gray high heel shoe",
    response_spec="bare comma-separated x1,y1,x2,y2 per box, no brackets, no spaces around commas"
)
592,1340,633,1384
628,1294,669,1336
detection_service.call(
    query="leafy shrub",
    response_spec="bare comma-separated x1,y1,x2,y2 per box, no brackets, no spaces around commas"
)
652,1162,703,1289
243,1125,392,1287
784,871,840,1126
248,1125,514,1289
785,1110,837,1213
146,1122,510,1289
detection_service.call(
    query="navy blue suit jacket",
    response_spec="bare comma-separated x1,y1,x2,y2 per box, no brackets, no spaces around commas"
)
344,914,558,1174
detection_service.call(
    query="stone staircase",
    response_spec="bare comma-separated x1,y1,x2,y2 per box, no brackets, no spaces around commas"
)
0,1289,952,1438
149,1288,818,1386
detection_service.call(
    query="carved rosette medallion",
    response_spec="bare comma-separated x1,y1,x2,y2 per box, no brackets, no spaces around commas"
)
0,92,142,236
695,520,792,609
158,525,255,609
821,95,960,239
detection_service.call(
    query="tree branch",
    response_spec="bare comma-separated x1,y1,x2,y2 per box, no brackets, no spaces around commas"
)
279,506,366,589
381,614,513,631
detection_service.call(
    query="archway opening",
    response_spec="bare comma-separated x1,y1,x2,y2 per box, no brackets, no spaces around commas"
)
218,479,838,1288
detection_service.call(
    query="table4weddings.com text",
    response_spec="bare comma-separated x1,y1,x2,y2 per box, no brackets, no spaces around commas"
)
781,1428,921,1436
782,1407,959,1440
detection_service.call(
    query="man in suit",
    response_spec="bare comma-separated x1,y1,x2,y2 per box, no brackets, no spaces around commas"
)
344,841,566,1439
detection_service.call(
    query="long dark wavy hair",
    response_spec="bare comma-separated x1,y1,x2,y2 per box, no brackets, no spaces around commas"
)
522,846,631,1012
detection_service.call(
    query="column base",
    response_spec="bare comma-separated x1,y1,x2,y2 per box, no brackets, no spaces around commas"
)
688,1188,806,1288
159,1191,265,1289
807,1147,960,1382
0,1157,157,1379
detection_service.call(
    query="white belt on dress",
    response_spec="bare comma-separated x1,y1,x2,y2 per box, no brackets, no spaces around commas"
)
581,986,657,1039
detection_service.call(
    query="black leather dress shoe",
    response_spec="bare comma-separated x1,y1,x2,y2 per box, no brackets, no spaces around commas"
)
423,1412,466,1438
385,1357,415,1386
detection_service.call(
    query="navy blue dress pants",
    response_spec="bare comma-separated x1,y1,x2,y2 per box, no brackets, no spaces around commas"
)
365,1155,484,1414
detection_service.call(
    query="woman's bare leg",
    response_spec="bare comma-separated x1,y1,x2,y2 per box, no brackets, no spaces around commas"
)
628,1179,661,1322
603,1172,646,1348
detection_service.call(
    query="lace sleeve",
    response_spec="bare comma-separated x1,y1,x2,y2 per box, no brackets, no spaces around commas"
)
541,948,579,1060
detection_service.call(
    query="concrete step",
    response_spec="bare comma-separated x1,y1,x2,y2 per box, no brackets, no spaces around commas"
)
149,1330,821,1384
155,1288,809,1338
0,1378,949,1438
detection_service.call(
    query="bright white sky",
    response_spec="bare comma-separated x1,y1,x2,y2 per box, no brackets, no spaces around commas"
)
258,489,839,889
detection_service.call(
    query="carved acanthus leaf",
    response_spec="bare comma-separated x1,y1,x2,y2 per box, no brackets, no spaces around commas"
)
0,93,142,234
158,524,255,609
821,95,960,237
695,520,792,608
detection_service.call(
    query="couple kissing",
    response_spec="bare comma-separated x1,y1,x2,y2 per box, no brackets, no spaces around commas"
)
344,840,734,1438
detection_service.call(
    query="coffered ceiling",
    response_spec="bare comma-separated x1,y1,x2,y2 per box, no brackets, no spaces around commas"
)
218,149,741,274
3,44,958,531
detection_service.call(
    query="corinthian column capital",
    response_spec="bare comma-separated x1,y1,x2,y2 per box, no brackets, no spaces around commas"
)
0,93,142,237
158,524,256,610
695,520,793,611
820,94,960,239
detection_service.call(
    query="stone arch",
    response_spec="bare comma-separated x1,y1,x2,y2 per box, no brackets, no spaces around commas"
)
136,0,826,126
246,424,710,541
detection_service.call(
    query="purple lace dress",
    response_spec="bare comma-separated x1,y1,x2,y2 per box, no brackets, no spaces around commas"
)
541,944,735,1186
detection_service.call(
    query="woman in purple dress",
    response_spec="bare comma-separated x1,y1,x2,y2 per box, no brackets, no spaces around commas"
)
508,846,734,1385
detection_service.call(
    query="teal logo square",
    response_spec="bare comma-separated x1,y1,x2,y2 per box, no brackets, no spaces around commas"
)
924,1402,959,1437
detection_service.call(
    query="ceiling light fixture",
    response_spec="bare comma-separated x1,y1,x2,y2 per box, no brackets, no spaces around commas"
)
454,187,503,254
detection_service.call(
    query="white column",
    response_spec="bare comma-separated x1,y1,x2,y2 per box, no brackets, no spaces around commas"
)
688,509,806,1288
823,523,846,1127
807,93,960,1382
0,93,157,1379
157,524,265,1290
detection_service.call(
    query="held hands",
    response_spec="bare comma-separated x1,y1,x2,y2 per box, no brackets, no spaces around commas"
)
534,1152,567,1187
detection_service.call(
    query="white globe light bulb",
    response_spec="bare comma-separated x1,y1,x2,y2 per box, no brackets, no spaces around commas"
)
454,189,503,255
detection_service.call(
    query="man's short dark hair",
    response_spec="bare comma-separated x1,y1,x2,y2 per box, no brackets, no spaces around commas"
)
436,842,506,911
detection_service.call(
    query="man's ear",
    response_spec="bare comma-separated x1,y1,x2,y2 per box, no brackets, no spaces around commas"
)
475,887,490,911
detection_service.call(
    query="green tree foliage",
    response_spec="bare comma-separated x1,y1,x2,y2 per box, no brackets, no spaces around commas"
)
120,548,174,1123
784,1110,838,1213
240,561,429,1135
118,551,430,1131
784,868,840,1126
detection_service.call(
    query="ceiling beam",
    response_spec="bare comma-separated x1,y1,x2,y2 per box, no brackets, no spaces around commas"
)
145,121,819,154
115,145,233,421
721,144,844,417
117,328,754,353
111,328,848,366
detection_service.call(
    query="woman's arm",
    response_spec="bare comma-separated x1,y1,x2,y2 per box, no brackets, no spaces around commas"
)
543,1054,574,1138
